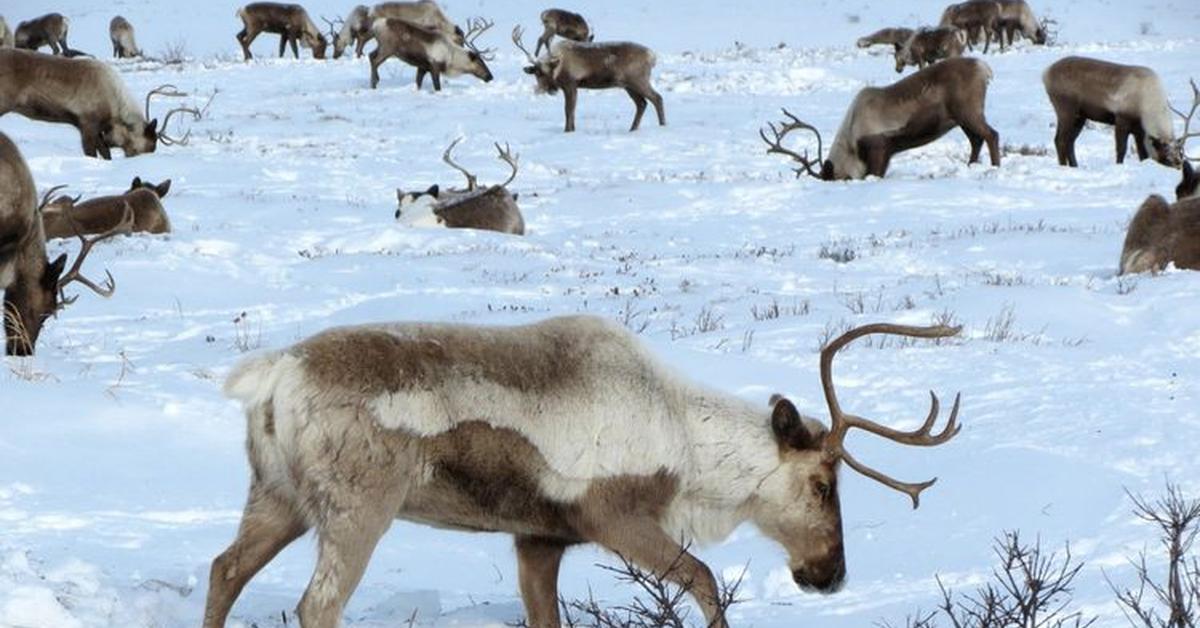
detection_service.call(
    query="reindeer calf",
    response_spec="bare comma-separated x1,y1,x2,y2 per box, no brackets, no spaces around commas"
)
535,9,593,56
236,2,327,60
42,178,171,240
940,1,999,52
396,139,524,235
894,26,967,73
14,13,70,55
109,16,140,58
856,27,915,52
368,17,493,90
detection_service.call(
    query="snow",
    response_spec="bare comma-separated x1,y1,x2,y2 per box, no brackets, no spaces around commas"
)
2,0,1199,626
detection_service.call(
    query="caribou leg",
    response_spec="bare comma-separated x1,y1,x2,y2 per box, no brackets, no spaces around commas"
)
238,27,260,60
296,505,393,628
277,33,287,57
430,70,442,92
626,88,648,132
1131,124,1151,161
288,32,300,59
562,83,578,133
647,86,666,126
416,68,427,90
515,536,570,628
368,50,383,89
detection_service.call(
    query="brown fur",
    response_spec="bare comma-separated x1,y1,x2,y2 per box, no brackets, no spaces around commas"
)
14,13,70,55
42,178,171,240
370,1,464,45
1043,56,1180,168
536,9,593,57
434,187,524,235
109,16,140,58
1119,194,1200,274
236,2,327,61
996,0,1046,46
368,18,492,90
856,27,915,52
939,1,999,52
331,5,371,58
0,48,159,159
894,26,967,73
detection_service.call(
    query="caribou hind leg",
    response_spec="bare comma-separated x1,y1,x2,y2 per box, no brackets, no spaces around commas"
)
515,536,570,628
562,84,579,133
296,504,394,628
626,88,648,131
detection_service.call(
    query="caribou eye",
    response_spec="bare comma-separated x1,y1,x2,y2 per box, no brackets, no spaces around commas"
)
816,481,832,501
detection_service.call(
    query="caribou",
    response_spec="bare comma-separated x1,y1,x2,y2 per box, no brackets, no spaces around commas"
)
939,1,999,52
395,138,524,235
856,27,916,53
109,16,141,58
0,133,133,356
14,13,71,56
535,8,594,56
761,57,1000,180
1043,57,1190,168
369,1,465,44
325,5,371,58
995,0,1048,47
894,26,968,73
235,2,328,60
368,16,494,90
1119,192,1200,275
0,50,198,159
513,26,665,133
41,178,172,240
205,318,962,628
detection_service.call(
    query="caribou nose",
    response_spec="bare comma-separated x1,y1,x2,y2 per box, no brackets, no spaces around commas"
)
793,562,846,594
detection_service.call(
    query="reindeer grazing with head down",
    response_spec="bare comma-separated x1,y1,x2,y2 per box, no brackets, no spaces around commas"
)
856,27,916,53
396,138,524,235
368,16,494,90
324,5,371,59
535,9,594,56
14,13,71,56
204,317,963,628
762,57,1000,180
940,1,999,52
109,16,141,58
0,133,132,356
236,2,328,61
995,0,1048,47
1043,57,1188,168
513,26,664,133
894,26,968,73
0,50,198,159
41,177,172,240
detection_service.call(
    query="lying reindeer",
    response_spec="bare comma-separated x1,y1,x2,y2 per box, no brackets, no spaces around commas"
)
206,317,962,628
0,17,14,48
939,1,998,52
535,8,593,56
0,51,197,159
236,2,327,60
325,5,371,58
396,138,524,235
996,0,1048,47
856,27,915,52
368,16,493,90
761,57,1000,180
0,132,133,356
109,16,141,58
14,13,73,56
1043,57,1187,168
369,1,465,45
42,177,172,240
513,26,665,133
894,26,968,73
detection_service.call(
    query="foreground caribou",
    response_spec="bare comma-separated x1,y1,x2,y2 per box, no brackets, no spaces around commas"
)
205,318,962,628
1043,57,1189,168
535,8,593,56
0,50,197,158
1119,173,1200,275
236,2,327,60
109,16,141,58
939,1,998,52
762,57,1000,180
395,138,524,235
42,177,172,239
894,26,968,73
0,133,132,356
856,27,915,52
513,26,665,133
14,13,71,55
368,17,493,90
326,5,371,58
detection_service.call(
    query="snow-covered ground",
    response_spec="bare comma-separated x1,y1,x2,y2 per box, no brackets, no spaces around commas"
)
2,1,1199,626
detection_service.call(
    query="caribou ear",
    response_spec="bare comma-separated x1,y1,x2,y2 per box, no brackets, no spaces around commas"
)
771,397,815,450
131,176,143,189
155,179,172,197
426,184,439,198
42,254,68,288
147,118,159,133
511,192,519,202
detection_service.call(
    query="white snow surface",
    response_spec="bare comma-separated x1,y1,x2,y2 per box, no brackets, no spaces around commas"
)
2,0,1200,626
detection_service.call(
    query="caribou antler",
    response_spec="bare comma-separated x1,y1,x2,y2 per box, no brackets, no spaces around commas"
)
1170,78,1200,162
37,185,69,212
442,137,478,191
321,15,343,43
494,142,519,188
145,84,200,145
820,323,963,509
512,25,536,64
57,202,135,306
759,108,826,179
463,17,495,60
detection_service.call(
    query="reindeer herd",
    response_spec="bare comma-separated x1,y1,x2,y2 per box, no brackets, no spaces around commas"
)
0,1,1198,627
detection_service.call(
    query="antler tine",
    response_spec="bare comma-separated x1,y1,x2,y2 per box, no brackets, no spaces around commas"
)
56,203,135,305
512,25,536,63
144,84,187,121
442,136,478,191
159,106,201,146
37,185,68,212
759,108,824,179
494,142,519,188
819,323,964,509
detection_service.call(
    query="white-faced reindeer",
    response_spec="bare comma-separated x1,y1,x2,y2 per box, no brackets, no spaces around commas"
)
369,1,465,45
762,57,1000,180
205,318,962,628
14,13,71,56
0,133,132,356
995,0,1048,46
109,16,141,58
236,2,328,61
894,27,968,73
368,17,494,90
513,26,665,133
1043,57,1190,168
396,138,524,235
42,177,172,240
856,27,916,53
0,51,198,159
0,17,14,48
324,5,370,59
535,9,594,56
939,1,999,53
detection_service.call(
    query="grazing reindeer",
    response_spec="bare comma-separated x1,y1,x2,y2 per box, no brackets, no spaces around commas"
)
1043,57,1188,168
0,17,14,48
236,2,328,61
396,138,524,235
856,27,915,52
939,1,999,53
14,13,71,55
761,58,1000,180
369,1,465,45
894,26,968,73
325,5,371,58
368,17,494,90
205,318,962,628
513,26,665,133
995,0,1047,47
0,52,198,158
535,9,594,56
109,16,140,58
42,177,172,240
0,133,133,356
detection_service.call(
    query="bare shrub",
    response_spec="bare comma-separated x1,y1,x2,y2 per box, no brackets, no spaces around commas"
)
159,39,189,65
